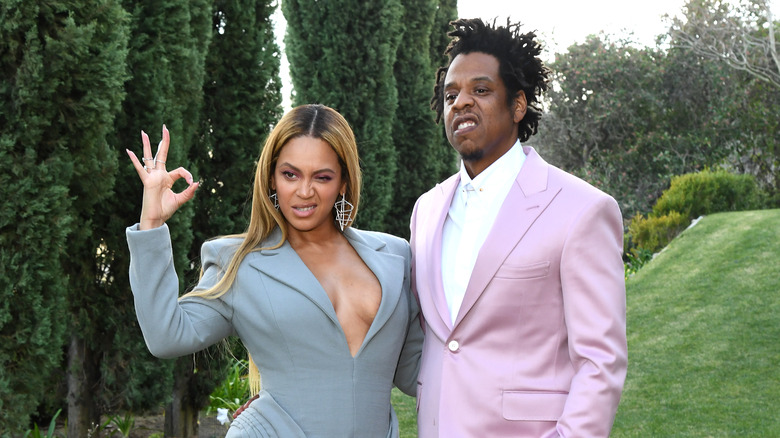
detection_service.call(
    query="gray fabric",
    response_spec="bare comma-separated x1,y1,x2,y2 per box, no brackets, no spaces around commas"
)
127,224,422,438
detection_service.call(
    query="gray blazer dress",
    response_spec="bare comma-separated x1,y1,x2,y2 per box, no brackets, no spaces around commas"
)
126,224,422,437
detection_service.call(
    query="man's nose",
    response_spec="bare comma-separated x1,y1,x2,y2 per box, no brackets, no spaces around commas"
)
452,91,474,110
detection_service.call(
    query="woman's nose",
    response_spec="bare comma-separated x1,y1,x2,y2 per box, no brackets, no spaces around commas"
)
297,180,313,197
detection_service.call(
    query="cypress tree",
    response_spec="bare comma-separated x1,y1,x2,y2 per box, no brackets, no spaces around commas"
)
386,0,456,238
283,0,404,231
429,0,457,73
64,0,210,436
193,0,282,252
0,0,130,433
428,0,459,178
165,0,284,435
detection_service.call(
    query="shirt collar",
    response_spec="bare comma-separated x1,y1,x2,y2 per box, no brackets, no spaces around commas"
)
457,140,525,203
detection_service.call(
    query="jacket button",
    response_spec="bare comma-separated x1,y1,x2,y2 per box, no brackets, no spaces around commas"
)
448,340,459,352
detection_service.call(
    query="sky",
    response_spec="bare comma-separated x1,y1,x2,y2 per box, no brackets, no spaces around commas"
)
272,0,780,109
458,0,688,54
458,0,780,55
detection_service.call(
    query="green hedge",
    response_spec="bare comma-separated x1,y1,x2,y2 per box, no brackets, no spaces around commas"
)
629,169,766,253
652,169,766,219
628,211,690,254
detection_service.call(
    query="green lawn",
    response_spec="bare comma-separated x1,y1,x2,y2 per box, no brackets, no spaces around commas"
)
613,209,780,436
394,209,780,436
392,388,417,438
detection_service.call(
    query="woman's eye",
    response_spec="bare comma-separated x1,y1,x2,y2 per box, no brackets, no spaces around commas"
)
282,171,297,179
315,175,333,182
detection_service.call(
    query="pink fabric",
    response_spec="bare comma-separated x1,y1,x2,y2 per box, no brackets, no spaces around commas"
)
411,147,627,438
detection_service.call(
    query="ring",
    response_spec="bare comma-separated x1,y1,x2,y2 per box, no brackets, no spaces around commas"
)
155,159,166,165
143,165,150,171
142,157,153,162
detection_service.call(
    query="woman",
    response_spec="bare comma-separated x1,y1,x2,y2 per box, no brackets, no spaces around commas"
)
125,104,422,437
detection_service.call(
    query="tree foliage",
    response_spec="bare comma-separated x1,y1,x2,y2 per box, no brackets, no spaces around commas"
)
386,0,457,238
52,0,212,436
668,0,780,202
537,30,776,218
194,0,282,251
283,0,405,231
172,0,284,435
282,0,455,234
669,0,780,88
0,0,130,433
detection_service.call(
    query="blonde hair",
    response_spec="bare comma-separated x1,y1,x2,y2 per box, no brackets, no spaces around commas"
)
182,104,362,394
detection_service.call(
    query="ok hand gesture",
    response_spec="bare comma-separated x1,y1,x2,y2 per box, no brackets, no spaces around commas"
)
126,125,199,230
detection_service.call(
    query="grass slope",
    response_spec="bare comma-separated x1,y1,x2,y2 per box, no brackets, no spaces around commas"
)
612,209,780,436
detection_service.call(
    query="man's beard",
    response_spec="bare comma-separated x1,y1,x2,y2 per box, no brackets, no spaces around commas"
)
459,148,483,162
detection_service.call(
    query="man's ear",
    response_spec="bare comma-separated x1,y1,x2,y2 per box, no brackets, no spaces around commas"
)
514,91,527,123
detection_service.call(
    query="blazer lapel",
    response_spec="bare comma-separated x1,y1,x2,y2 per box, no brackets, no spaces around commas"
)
246,229,342,328
343,228,404,354
246,227,405,356
454,147,560,327
421,175,460,332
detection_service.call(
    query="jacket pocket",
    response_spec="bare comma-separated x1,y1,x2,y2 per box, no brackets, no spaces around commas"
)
494,261,551,279
502,390,567,421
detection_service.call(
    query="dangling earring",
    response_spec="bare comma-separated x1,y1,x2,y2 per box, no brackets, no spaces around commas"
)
334,193,354,231
269,191,279,210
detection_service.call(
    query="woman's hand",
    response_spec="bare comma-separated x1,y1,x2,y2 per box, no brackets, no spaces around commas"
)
126,125,199,230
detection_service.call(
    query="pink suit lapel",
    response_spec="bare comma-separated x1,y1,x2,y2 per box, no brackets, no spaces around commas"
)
453,147,561,327
419,174,460,332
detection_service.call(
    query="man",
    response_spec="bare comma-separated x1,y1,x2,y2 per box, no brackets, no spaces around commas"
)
410,19,627,437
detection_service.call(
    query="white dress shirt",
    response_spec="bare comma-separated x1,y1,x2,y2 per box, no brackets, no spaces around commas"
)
441,141,526,324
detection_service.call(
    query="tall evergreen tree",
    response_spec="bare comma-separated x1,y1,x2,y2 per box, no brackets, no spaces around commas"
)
428,0,459,173
283,0,404,231
387,0,457,239
0,0,130,433
65,0,210,436
163,0,284,435
194,0,283,252
386,0,455,238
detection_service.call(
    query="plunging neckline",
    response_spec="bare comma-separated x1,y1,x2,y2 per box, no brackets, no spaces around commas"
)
292,236,384,358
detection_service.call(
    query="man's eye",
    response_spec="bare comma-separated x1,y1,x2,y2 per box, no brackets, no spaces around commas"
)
445,93,456,102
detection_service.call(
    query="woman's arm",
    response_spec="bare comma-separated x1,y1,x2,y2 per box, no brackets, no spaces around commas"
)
127,224,234,358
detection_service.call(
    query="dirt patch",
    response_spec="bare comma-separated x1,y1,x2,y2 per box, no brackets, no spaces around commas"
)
129,412,227,437
53,412,228,438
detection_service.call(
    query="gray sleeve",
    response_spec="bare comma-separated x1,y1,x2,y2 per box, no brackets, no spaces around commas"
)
126,224,234,358
392,239,423,396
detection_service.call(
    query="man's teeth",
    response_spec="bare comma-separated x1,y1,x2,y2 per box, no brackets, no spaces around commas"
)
457,121,476,130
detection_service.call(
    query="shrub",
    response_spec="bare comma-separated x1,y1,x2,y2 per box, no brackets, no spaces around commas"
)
628,211,690,254
625,247,655,278
652,168,766,219
207,359,251,416
628,169,768,256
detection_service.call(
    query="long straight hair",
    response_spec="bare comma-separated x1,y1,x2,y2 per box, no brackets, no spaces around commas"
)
181,104,362,394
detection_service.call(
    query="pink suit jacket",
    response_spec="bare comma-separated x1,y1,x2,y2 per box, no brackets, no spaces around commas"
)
410,146,627,438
